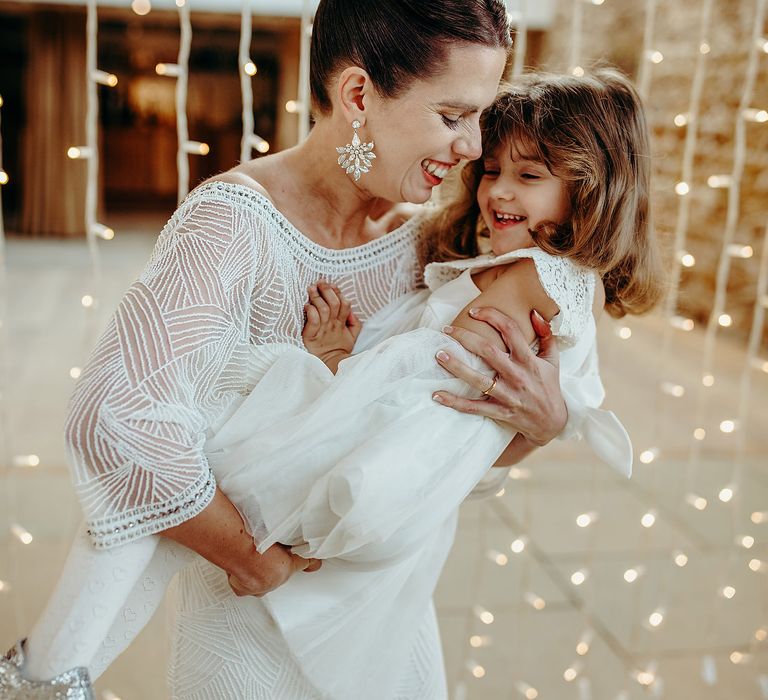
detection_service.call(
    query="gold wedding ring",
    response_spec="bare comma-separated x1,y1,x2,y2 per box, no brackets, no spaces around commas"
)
482,374,499,397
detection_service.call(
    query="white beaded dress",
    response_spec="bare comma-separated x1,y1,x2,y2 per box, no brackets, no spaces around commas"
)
23,181,631,700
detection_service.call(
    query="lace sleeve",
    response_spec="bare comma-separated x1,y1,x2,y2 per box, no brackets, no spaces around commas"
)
65,193,261,548
517,249,596,346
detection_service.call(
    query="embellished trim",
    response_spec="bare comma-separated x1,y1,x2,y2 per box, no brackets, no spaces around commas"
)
182,181,423,274
1,639,94,700
85,468,216,549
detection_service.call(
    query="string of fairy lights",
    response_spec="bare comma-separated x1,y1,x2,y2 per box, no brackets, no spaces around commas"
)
0,93,12,605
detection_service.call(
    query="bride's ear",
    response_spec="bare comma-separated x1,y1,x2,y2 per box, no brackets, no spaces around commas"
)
336,67,373,127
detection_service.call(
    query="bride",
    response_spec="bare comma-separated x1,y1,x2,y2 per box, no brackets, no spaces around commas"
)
2,2,589,698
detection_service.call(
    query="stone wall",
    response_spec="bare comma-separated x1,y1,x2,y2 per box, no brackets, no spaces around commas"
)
536,0,768,340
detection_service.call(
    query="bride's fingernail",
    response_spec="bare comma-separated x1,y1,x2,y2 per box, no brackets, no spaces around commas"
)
468,308,480,317
432,393,445,404
436,350,450,362
442,325,453,334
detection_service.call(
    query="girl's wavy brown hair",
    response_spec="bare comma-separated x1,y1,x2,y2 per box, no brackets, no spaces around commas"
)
420,68,665,318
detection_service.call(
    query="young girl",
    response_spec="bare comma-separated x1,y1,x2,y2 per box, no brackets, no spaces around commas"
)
10,69,662,700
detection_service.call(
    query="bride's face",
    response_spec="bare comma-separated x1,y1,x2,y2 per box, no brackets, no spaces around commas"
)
363,45,506,205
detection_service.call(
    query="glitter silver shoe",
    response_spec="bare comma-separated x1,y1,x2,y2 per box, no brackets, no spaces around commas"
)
0,639,95,699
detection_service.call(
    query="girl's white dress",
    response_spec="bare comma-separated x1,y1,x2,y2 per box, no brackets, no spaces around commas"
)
22,182,630,700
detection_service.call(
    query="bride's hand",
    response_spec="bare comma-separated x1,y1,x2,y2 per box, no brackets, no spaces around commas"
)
228,543,322,598
432,307,567,447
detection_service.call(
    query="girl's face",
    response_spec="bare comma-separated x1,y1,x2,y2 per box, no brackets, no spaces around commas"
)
477,142,571,256
365,44,507,204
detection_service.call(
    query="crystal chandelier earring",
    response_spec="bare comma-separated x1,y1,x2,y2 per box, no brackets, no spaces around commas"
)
336,120,376,181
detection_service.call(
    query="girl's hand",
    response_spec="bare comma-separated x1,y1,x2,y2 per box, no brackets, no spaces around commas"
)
433,307,567,447
302,282,363,373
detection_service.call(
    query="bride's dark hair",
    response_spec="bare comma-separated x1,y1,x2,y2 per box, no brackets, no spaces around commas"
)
310,0,512,115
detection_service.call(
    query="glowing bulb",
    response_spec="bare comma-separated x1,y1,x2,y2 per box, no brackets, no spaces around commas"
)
699,42,711,54
183,141,210,156
131,0,151,16
702,374,715,387
470,663,486,679
673,551,688,567
749,559,764,572
576,630,592,656
639,448,658,464
12,455,40,468
708,174,732,188
679,252,696,267
70,367,82,379
760,37,768,53
563,666,579,682
571,66,585,77
649,50,664,63
661,382,685,398
92,70,118,87
641,511,656,528
576,512,596,528
751,511,768,524
0,95,3,107
693,428,706,440
648,610,665,627
155,63,182,77
0,170,8,185
11,524,33,545
474,606,494,625
756,628,768,641
740,535,754,549
743,108,768,122
0,580,9,592
285,100,300,113
67,146,93,159
686,493,708,510
720,420,736,433
636,670,655,686
91,223,114,240
617,326,632,339
624,567,642,583
717,487,734,503
752,358,768,373
495,488,506,498
81,295,94,308
590,0,605,4
727,244,753,258
469,635,491,648
525,592,546,610
488,549,508,566
175,0,186,6
718,313,732,327
524,688,538,700
722,585,736,599
570,570,587,586
510,537,527,553
674,113,689,127
244,61,257,76
671,316,695,331
675,181,690,195
508,467,531,480
729,651,745,664
256,140,270,154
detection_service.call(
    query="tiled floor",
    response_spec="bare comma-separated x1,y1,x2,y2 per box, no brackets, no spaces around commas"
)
1,218,767,699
